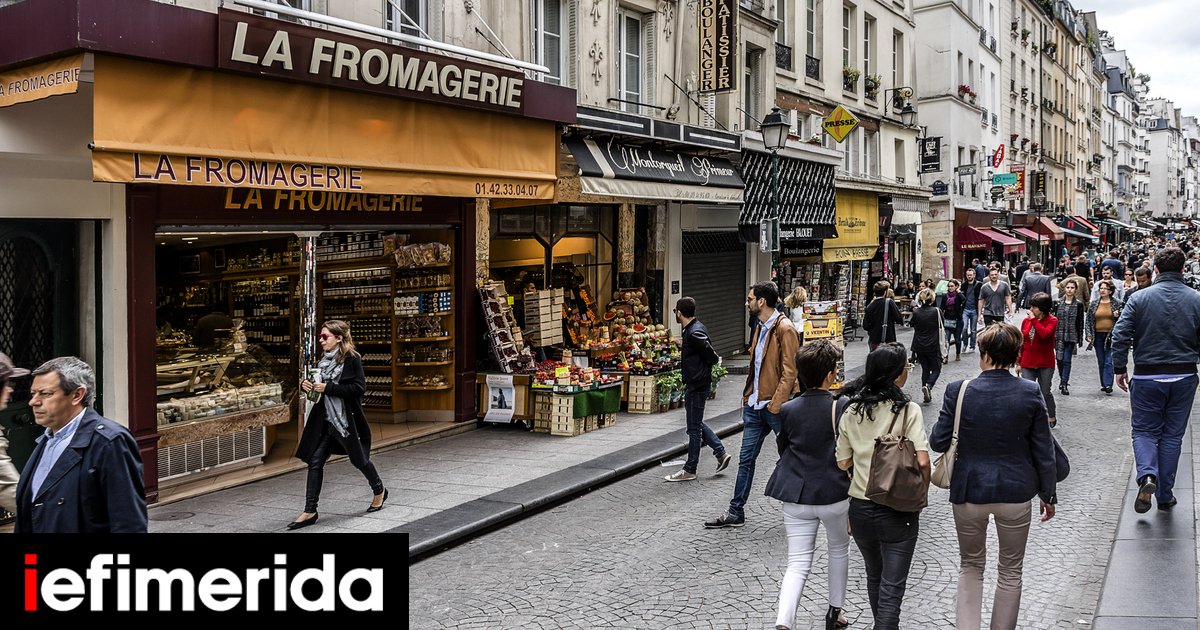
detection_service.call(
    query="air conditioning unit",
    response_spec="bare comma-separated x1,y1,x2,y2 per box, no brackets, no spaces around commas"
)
158,426,267,482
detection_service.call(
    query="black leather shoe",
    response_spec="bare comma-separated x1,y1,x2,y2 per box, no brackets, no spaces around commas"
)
704,512,745,528
286,512,319,530
1158,498,1178,511
366,489,389,513
1135,476,1156,514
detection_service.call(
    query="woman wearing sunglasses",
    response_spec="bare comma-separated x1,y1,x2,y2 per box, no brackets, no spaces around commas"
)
289,320,387,529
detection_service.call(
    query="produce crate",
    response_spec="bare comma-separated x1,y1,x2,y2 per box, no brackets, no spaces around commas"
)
584,414,599,432
531,391,552,433
550,415,585,436
626,374,657,413
598,412,617,428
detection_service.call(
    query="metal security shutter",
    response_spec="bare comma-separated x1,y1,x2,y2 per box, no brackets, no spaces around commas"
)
682,231,746,358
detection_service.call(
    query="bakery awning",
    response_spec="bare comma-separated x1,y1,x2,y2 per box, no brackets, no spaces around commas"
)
739,150,837,241
564,136,744,203
1040,217,1065,238
1012,227,1049,243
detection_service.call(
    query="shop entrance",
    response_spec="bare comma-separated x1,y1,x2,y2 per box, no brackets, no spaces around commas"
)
682,231,747,357
0,221,79,471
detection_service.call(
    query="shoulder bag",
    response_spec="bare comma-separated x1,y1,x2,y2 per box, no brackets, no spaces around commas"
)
930,380,971,489
864,403,929,512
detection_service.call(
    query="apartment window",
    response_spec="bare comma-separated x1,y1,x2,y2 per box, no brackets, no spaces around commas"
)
842,6,852,68
616,9,648,113
865,130,879,177
863,16,875,76
743,48,764,128
777,0,791,45
384,0,425,38
806,0,819,58
892,31,903,86
894,139,906,182
843,128,860,174
533,0,565,85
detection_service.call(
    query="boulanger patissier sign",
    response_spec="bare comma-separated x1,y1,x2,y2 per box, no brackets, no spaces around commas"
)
218,10,524,115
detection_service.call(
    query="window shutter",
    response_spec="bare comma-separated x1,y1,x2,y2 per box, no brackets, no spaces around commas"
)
702,93,717,128
567,0,578,88
648,12,657,110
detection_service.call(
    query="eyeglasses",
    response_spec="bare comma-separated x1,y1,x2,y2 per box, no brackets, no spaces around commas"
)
746,296,760,303
318,334,332,341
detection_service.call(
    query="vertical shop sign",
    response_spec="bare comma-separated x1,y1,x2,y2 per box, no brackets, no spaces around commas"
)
698,0,737,93
920,137,942,174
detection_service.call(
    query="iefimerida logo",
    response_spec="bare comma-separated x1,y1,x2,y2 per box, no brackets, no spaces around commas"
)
23,553,384,613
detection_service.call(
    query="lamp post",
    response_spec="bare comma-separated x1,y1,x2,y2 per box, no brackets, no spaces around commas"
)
760,107,789,275
1033,155,1047,265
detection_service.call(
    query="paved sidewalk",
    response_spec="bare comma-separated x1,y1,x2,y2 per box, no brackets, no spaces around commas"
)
148,328,895,551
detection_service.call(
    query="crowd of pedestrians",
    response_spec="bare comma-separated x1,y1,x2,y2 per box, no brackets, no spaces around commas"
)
662,233,1200,629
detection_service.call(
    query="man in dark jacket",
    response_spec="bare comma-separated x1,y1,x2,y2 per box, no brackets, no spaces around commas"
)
1112,247,1200,513
665,297,731,482
16,357,147,533
863,281,902,351
1018,263,1053,310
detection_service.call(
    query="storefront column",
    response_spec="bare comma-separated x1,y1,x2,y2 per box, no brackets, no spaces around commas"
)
297,233,318,417
475,198,490,284
618,203,635,274
126,187,161,502
455,201,479,422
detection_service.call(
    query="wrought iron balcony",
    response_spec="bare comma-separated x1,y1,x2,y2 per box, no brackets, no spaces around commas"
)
806,55,821,81
775,43,793,71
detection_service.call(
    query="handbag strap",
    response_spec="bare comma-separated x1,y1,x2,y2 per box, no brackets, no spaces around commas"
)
885,405,903,435
831,397,838,435
951,379,971,446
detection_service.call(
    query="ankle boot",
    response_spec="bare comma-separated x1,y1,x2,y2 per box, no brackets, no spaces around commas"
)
825,606,844,630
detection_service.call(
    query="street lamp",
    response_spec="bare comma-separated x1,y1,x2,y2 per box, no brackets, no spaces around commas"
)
1033,155,1047,264
884,87,917,126
760,107,789,274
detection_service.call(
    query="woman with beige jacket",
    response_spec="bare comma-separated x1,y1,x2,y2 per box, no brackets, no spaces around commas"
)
0,352,30,516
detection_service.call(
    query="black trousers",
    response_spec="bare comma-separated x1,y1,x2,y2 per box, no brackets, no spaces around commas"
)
916,351,942,389
849,498,920,630
305,421,383,512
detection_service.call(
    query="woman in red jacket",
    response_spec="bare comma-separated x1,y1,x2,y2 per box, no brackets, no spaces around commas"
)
1019,292,1059,427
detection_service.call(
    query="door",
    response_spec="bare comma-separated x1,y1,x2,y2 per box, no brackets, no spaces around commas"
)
682,231,747,357
0,221,78,471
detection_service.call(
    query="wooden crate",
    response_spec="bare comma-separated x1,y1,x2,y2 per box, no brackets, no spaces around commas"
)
550,415,585,436
532,418,551,433
626,375,657,413
584,414,599,432
598,412,617,428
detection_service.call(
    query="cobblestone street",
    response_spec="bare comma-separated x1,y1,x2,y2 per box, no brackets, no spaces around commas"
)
410,351,1152,629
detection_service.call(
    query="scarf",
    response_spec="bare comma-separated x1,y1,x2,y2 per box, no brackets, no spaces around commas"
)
317,350,350,438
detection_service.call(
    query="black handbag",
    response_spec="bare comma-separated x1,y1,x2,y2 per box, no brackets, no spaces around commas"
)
1053,436,1070,482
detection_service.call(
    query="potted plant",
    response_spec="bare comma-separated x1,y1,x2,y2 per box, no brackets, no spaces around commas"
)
805,133,823,145
655,375,671,413
1021,28,1031,42
842,66,860,91
709,363,728,400
864,73,882,98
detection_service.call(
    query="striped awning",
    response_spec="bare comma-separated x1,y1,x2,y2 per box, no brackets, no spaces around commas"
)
738,150,837,241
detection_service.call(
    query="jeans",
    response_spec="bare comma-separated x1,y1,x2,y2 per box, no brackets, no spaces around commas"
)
1057,342,1075,386
729,405,782,517
1130,375,1197,503
961,309,978,349
953,501,1032,630
945,319,963,357
683,387,724,474
304,421,384,513
849,498,920,630
917,351,942,389
1020,367,1056,418
776,499,851,628
1093,332,1114,388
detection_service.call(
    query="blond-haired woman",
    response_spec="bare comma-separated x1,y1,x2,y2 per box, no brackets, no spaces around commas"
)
784,286,809,343
290,320,387,529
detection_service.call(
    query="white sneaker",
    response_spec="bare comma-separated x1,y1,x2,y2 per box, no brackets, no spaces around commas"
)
664,470,697,482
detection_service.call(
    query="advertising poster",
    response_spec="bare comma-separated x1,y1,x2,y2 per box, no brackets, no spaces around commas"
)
483,373,516,424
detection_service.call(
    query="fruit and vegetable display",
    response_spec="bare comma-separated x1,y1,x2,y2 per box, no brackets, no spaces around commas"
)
525,360,623,391
578,287,675,355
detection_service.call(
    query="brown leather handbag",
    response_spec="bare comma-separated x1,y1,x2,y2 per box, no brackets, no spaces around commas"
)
865,404,928,512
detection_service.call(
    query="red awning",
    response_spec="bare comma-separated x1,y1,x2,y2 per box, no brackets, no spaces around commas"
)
1071,216,1100,233
1012,227,1050,243
1040,217,1065,238
968,226,1025,254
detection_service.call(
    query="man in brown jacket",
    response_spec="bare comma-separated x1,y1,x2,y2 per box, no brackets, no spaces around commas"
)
705,281,800,528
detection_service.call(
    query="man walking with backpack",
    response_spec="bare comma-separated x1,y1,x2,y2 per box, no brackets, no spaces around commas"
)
705,282,800,528
665,297,732,481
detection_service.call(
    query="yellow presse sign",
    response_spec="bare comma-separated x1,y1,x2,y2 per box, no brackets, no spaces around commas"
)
822,105,859,143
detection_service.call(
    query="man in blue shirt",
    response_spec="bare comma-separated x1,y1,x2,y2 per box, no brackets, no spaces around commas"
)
15,357,147,533
705,281,800,528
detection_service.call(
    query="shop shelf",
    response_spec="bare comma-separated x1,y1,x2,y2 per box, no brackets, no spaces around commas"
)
395,360,454,366
363,365,394,371
396,385,453,391
395,285,453,294
396,336,454,342
395,311,453,318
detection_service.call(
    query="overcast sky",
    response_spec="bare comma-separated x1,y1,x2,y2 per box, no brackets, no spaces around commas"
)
1080,0,1199,118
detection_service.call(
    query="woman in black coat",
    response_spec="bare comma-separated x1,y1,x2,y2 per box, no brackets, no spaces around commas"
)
938,279,967,363
909,288,944,404
289,319,387,529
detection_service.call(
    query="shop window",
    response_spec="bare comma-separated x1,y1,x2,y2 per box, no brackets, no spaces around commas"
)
384,0,426,38
533,0,566,85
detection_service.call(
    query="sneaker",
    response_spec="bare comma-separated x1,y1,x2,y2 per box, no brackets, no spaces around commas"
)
1158,497,1179,511
1135,475,1157,514
664,470,697,482
922,385,932,404
714,452,733,473
704,511,745,528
